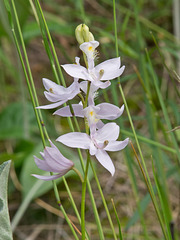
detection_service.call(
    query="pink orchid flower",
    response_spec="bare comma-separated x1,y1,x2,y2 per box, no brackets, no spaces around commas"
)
61,41,125,89
32,140,74,181
57,123,129,176
54,102,124,133
37,78,80,109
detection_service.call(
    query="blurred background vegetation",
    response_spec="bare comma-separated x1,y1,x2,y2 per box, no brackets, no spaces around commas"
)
0,0,180,239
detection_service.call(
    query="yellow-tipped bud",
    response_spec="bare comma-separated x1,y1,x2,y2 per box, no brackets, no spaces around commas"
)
75,24,95,44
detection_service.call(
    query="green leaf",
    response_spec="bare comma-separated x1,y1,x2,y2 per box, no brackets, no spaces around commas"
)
0,160,13,240
0,102,36,140
1,0,11,37
3,0,10,12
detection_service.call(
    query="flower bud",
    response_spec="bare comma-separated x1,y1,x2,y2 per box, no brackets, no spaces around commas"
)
88,32,95,41
75,24,84,45
75,24,95,44
82,24,90,42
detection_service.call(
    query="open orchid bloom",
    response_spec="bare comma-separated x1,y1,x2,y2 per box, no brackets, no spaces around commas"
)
61,41,125,89
54,102,124,133
32,140,74,181
36,78,80,109
57,123,129,176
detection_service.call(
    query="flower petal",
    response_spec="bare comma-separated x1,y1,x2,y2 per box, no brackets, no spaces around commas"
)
80,41,99,54
80,81,98,94
64,81,80,94
101,66,125,80
94,57,125,81
34,156,51,172
32,173,64,181
97,103,124,120
95,123,119,142
44,92,64,102
95,57,121,72
104,138,129,151
96,120,104,129
36,100,67,109
95,149,115,176
62,64,88,80
44,146,74,172
33,140,74,182
89,141,97,155
57,132,91,149
43,78,62,91
92,80,111,89
42,78,68,95
44,81,80,102
53,104,84,117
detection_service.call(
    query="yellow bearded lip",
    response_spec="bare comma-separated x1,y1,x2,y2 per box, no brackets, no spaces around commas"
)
88,46,93,51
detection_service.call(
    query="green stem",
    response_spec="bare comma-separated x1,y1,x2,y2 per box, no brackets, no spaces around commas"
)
111,199,123,240
81,151,90,240
130,142,169,240
84,81,91,108
90,161,118,240
78,93,85,106
79,0,86,23
81,79,91,239
113,0,148,236
112,0,169,238
72,167,84,183
145,48,180,164
34,0,65,86
11,28,46,146
10,0,47,146
121,129,177,154
152,161,173,240
119,84,169,240
52,180,79,240
77,151,105,240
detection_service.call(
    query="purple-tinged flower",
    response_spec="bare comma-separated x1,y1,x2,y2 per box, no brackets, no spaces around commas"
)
36,78,80,109
54,102,124,134
61,41,125,89
56,123,129,176
32,140,74,181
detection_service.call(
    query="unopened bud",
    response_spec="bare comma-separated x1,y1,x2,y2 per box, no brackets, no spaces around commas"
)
88,32,94,41
75,24,84,45
75,24,95,44
82,24,90,42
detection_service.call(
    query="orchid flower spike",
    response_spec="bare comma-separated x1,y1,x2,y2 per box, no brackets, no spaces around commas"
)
36,78,80,110
32,140,74,181
62,41,125,89
57,123,129,176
